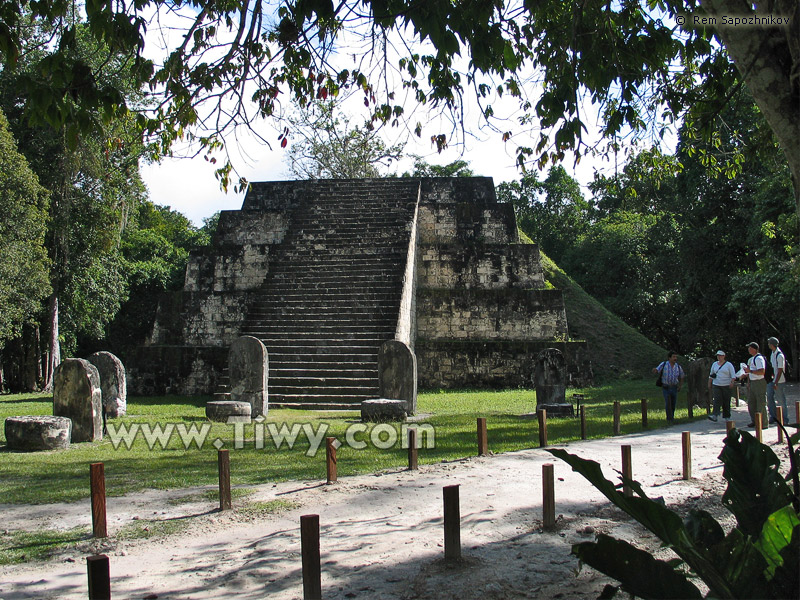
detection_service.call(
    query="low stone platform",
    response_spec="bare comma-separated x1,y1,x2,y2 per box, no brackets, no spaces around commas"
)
361,399,407,422
537,403,575,418
5,416,72,451
206,401,251,423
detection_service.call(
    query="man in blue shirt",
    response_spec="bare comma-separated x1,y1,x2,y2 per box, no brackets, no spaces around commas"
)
653,352,685,423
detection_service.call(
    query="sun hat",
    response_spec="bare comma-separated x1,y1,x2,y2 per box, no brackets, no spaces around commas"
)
716,350,725,356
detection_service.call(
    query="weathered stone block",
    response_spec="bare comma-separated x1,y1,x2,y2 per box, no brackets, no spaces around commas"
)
5,416,72,451
53,358,103,442
206,401,252,422
229,336,268,416
361,399,407,422
379,340,417,414
86,351,127,418
534,348,567,407
536,403,575,418
687,357,712,409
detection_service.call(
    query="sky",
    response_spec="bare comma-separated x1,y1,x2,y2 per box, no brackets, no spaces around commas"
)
140,129,615,226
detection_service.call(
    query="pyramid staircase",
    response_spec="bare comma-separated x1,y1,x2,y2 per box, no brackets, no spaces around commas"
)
237,180,420,409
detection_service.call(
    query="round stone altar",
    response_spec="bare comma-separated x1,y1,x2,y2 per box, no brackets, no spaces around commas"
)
361,399,407,422
205,401,252,423
4,416,73,451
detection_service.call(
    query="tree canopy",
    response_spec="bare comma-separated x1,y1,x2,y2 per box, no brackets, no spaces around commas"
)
0,1,797,212
0,107,50,347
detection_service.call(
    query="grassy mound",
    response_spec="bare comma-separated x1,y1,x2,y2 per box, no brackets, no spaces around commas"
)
518,230,667,379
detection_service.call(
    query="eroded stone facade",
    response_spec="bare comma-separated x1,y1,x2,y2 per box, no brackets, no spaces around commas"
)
129,177,592,400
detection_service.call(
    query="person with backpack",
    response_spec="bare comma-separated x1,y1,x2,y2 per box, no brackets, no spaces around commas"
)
707,350,737,422
653,352,684,423
742,342,768,429
766,337,790,425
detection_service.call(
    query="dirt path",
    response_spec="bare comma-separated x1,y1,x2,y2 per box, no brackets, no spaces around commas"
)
1,391,797,600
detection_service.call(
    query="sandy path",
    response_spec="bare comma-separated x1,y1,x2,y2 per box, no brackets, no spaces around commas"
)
1,392,797,600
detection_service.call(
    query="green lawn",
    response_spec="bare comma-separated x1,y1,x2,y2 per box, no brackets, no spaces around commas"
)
0,381,703,506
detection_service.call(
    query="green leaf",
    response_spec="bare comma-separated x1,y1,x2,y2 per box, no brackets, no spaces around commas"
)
719,430,794,537
684,508,725,550
548,448,736,597
755,506,800,579
573,534,703,599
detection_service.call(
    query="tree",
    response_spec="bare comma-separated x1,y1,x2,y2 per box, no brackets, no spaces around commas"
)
83,201,212,356
403,157,474,178
285,99,403,179
0,1,796,215
0,18,149,387
0,108,50,349
498,166,593,265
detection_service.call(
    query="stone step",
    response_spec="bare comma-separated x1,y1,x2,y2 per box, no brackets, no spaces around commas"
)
269,394,375,406
269,402,364,411
271,367,378,379
269,256,404,267
254,333,392,342
245,318,396,329
269,352,377,363
254,290,398,299
260,343,379,355
269,384,377,396
270,375,377,387
281,248,405,258
246,300,397,310
258,339,386,349
268,271,400,280
264,281,399,290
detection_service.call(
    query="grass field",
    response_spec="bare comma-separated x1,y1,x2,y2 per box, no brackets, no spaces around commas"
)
0,381,703,506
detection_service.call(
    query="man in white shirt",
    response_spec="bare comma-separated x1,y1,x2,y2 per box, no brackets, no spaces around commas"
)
766,337,790,425
743,342,768,429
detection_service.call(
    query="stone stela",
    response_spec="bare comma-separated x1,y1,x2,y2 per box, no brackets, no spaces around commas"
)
130,178,593,409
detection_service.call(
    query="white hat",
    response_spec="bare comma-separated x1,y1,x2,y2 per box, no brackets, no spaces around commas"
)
716,350,725,356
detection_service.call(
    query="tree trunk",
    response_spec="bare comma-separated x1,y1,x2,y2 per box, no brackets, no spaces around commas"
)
701,0,800,218
43,294,61,391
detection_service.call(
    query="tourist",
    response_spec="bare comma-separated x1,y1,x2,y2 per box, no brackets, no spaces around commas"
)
742,342,768,429
766,337,789,425
707,350,736,422
653,352,684,423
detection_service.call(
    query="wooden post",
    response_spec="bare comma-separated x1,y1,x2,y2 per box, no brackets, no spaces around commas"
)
90,463,107,538
777,406,784,444
538,409,547,448
640,398,648,428
613,401,621,436
542,463,556,532
86,554,111,600
755,413,763,443
217,449,231,511
726,420,735,434
408,428,418,470
580,405,587,440
300,514,322,600
682,431,692,480
443,485,461,560
621,445,632,498
477,417,488,456
326,437,337,484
